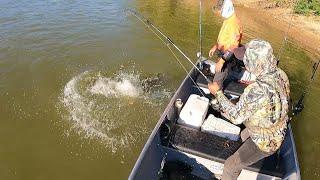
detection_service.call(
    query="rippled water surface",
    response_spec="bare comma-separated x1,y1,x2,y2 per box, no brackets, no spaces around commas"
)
0,0,319,179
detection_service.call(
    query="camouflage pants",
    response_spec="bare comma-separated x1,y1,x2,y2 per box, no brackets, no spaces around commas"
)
222,129,273,180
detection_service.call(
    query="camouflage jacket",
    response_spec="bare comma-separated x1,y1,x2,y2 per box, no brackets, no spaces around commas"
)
215,40,290,153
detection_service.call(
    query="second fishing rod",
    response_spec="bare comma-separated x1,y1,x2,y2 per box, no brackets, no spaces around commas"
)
126,9,211,84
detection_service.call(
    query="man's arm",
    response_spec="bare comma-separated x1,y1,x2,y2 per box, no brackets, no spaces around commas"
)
214,85,262,125
209,44,217,58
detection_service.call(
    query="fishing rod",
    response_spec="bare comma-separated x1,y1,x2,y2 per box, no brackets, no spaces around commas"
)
292,60,320,116
277,0,299,62
126,9,211,84
198,0,203,58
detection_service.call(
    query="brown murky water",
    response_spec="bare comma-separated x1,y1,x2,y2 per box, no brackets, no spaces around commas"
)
0,0,319,179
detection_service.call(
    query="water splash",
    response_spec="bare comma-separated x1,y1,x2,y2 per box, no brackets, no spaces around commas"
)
60,70,171,154
90,73,143,98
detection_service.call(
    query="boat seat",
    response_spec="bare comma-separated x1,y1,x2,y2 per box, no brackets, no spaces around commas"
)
170,124,283,178
196,75,247,97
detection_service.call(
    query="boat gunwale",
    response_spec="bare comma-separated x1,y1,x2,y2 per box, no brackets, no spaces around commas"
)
128,67,195,179
286,123,301,179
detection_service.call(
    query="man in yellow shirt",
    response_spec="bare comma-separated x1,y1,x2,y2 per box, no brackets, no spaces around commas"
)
208,0,243,86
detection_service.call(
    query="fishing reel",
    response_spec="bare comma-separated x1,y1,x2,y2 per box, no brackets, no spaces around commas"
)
292,60,319,117
292,94,305,116
210,98,220,111
197,52,202,58
196,54,215,78
293,102,304,116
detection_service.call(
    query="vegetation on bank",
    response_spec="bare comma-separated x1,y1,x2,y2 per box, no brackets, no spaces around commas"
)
271,0,320,16
294,0,320,16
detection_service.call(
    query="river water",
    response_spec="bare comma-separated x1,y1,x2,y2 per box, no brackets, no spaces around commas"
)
0,0,319,179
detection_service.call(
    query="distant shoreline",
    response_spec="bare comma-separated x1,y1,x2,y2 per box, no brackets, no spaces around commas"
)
234,0,320,57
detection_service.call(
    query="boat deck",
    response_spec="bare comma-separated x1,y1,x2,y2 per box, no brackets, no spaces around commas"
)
170,124,283,178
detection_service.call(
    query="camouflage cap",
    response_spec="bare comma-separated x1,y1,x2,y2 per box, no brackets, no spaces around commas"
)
243,39,277,77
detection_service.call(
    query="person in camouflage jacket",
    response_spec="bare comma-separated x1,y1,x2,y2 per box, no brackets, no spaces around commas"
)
208,39,290,180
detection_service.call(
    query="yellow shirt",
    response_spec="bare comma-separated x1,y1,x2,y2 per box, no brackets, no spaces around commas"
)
217,14,242,51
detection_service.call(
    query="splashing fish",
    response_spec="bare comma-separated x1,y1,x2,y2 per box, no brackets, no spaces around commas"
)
59,70,171,154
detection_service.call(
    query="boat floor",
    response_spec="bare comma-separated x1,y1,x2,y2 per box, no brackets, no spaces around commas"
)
169,124,284,178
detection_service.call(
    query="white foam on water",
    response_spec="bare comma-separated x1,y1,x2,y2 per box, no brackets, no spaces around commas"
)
90,73,142,98
60,70,171,154
63,72,116,143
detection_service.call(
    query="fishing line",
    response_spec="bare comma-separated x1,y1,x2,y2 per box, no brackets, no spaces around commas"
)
167,43,206,97
126,9,211,84
277,1,297,62
126,9,207,96
275,2,320,116
292,60,320,116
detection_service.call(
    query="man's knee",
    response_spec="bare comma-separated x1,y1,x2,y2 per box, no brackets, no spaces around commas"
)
224,154,243,172
240,129,250,142
224,153,242,169
222,153,245,180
